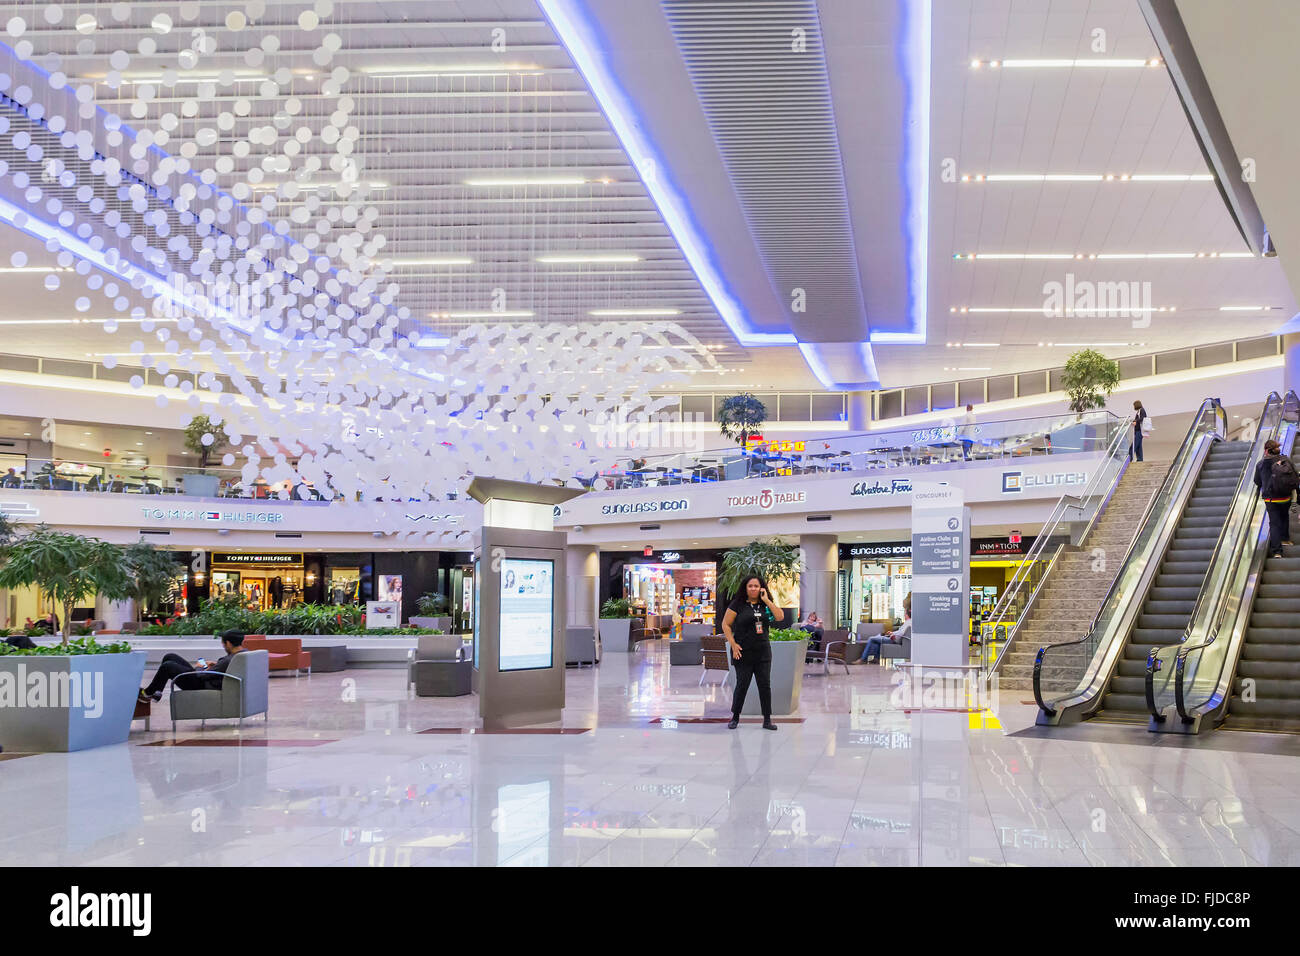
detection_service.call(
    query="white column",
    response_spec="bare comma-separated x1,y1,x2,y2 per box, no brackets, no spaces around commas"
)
565,544,599,632
799,534,838,625
847,391,873,432
1284,334,1300,394
96,596,136,630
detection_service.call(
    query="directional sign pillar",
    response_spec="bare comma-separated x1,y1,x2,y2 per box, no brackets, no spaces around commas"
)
909,482,970,668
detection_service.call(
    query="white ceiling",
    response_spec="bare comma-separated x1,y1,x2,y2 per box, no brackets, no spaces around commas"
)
0,0,1291,398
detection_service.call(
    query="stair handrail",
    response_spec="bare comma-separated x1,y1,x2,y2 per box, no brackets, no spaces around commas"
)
1160,391,1300,726
983,418,1132,682
1033,398,1227,718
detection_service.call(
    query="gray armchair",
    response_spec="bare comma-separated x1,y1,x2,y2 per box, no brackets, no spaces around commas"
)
879,633,911,663
169,649,270,730
408,635,472,697
856,623,885,640
670,622,713,665
565,627,597,667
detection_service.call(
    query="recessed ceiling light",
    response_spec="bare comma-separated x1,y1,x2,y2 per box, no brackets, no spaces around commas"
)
944,342,1000,348
428,310,534,319
1220,305,1281,311
537,254,640,264
969,58,1161,69
464,176,587,187
387,257,473,266
360,63,543,76
951,306,1175,315
961,172,1212,183
955,251,1253,260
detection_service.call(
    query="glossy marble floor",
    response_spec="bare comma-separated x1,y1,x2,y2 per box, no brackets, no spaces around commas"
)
3,642,1300,867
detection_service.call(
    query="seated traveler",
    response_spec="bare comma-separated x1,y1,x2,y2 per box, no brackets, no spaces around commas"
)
138,630,246,703
860,609,911,663
797,611,825,646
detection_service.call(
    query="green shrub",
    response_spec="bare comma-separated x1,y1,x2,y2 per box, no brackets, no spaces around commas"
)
139,601,435,636
416,592,449,616
0,637,132,656
769,628,808,642
600,598,632,619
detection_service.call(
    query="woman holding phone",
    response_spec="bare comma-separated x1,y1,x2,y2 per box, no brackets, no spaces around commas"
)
721,575,784,730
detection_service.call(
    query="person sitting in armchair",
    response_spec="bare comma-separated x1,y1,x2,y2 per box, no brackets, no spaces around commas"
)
796,611,825,647
860,608,911,664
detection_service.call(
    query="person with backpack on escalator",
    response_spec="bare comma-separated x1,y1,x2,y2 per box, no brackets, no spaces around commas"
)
1254,439,1298,558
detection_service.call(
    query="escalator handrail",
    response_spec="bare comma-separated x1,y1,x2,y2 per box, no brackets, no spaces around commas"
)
1034,398,1226,716
1143,392,1286,720
1168,392,1300,723
985,420,1132,680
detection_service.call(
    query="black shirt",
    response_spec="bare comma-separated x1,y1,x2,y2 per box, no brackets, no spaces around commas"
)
727,598,774,654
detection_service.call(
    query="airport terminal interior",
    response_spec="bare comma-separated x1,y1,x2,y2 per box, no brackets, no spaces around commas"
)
3,0,1300,870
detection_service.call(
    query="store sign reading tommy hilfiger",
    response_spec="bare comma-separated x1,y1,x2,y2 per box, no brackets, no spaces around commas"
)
211,553,304,566
599,499,690,516
139,507,286,524
726,488,806,511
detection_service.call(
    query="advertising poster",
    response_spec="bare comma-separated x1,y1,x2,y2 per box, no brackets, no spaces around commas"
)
499,557,554,671
378,574,403,603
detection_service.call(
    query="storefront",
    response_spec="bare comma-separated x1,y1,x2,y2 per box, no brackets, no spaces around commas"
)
836,536,1038,630
622,560,718,639
208,552,308,611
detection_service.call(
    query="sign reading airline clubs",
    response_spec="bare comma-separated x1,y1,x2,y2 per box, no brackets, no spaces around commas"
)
909,482,969,667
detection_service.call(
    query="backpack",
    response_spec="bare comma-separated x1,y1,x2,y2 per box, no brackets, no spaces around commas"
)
1270,456,1300,497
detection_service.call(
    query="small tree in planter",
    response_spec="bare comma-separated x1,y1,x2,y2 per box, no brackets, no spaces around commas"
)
717,393,767,449
0,526,131,646
123,541,183,622
717,538,802,604
1062,349,1120,415
599,598,632,619
183,413,229,471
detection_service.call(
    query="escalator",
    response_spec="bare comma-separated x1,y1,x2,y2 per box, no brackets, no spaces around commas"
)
1091,440,1251,721
1144,392,1300,735
1227,429,1300,731
1034,398,1239,726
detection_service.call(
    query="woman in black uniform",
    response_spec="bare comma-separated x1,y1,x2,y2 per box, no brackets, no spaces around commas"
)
721,575,784,730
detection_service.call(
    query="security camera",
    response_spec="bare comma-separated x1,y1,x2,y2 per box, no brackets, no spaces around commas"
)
573,525,584,532
718,516,731,525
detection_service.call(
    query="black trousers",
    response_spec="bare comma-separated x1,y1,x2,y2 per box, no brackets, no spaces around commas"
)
1132,429,1144,462
144,653,218,695
731,653,773,719
1266,500,1292,554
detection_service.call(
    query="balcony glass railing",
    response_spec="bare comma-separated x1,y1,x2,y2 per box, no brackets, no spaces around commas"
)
578,410,1121,491
0,460,331,501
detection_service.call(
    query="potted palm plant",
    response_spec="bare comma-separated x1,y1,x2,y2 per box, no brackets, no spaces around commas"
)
598,597,634,654
181,413,228,498
411,591,451,630
0,527,144,752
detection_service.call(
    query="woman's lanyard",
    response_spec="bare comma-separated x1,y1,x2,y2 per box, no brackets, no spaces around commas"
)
751,602,764,636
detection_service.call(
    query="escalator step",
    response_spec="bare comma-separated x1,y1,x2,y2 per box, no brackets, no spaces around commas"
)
1253,598,1300,613
1241,644,1300,661
1138,614,1193,628
1148,587,1202,601
1245,628,1300,644
1109,675,1147,695
1236,663,1300,681
1250,612,1300,629
1228,697,1300,718
1100,692,1149,713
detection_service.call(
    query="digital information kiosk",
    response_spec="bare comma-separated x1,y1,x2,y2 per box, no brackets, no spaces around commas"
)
466,477,586,729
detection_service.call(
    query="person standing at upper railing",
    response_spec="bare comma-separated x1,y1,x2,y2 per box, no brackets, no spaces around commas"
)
1255,438,1298,558
1131,400,1150,462
961,404,977,461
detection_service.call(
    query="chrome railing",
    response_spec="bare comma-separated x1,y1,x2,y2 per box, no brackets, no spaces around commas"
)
0,458,330,500
1034,398,1228,722
1149,392,1300,731
982,418,1132,681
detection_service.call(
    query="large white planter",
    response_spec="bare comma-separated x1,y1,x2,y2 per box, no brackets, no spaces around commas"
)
728,638,808,716
0,651,145,753
598,618,633,653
